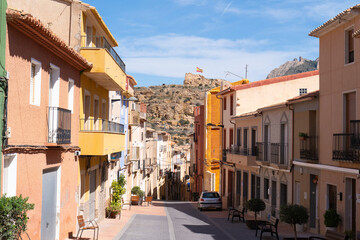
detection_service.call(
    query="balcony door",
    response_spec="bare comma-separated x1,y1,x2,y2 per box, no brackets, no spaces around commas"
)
94,98,99,130
48,65,60,143
345,178,356,233
264,125,269,162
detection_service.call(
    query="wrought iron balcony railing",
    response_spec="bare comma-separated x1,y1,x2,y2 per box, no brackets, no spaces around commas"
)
48,107,71,144
230,145,258,156
271,143,288,165
81,35,126,72
300,136,318,161
333,133,360,162
256,142,269,162
80,118,124,133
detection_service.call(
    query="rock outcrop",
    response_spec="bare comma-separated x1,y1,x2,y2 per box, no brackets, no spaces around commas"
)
135,73,230,146
267,57,318,79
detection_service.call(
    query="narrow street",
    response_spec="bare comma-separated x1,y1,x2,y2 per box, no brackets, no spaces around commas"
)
115,201,258,240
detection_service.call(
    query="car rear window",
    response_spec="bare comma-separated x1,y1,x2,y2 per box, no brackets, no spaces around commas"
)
202,192,220,198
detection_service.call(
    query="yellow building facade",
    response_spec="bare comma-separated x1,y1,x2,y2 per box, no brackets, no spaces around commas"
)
78,9,127,221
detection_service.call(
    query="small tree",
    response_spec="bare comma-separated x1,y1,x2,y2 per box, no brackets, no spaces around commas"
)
246,198,265,223
0,195,34,239
107,175,126,217
131,186,145,198
280,204,309,240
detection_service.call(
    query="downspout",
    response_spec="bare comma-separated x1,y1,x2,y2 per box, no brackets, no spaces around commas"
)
0,0,7,194
288,103,294,204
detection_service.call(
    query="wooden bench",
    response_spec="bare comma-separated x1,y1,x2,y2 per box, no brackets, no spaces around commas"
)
229,207,245,223
145,196,153,206
309,230,349,240
258,216,279,240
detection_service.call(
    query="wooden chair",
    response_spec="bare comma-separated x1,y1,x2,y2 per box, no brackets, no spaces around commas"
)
309,230,349,240
259,216,279,240
76,215,99,240
131,195,140,205
231,207,245,223
122,197,131,210
145,196,153,206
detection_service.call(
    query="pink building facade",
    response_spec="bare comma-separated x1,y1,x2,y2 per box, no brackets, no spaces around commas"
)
2,11,90,240
194,105,205,195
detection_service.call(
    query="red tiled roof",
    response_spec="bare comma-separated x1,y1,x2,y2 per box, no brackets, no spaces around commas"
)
309,4,360,37
231,70,319,92
287,90,319,103
6,9,92,70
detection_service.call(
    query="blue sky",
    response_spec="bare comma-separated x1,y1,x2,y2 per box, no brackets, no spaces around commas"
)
87,0,359,86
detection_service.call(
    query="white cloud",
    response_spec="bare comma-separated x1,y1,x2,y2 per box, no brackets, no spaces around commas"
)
116,34,310,82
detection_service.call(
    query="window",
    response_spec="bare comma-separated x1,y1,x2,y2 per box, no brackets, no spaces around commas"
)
230,94,234,115
243,128,248,149
223,96,227,110
345,28,354,64
264,178,269,199
299,88,307,96
223,128,227,149
344,92,356,133
3,154,17,197
30,59,41,106
229,128,234,147
94,96,99,130
256,176,260,199
68,79,74,113
237,128,241,147
236,170,241,194
280,183,287,207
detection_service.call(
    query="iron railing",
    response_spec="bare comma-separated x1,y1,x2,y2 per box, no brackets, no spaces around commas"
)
80,118,124,133
256,142,269,162
48,107,71,144
230,145,257,156
271,143,288,165
81,35,126,72
300,136,318,161
333,133,360,162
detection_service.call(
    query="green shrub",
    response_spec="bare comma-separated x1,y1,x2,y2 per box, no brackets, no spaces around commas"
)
280,204,309,240
324,208,340,227
131,186,145,198
0,195,34,239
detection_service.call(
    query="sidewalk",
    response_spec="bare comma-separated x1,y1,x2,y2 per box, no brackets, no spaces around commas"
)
189,202,321,239
69,201,166,240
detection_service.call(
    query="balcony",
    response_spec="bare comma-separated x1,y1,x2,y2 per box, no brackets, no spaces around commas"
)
129,110,140,126
128,147,140,161
79,118,125,156
270,143,288,166
80,36,126,91
300,136,318,161
227,145,257,166
333,133,360,162
48,107,71,144
256,142,270,164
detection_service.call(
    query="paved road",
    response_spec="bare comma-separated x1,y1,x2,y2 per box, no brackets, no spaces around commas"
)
116,201,259,240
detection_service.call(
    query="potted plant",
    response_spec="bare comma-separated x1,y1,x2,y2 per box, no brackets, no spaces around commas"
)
344,230,355,240
245,198,266,229
131,186,145,205
280,204,309,240
324,208,340,230
299,132,308,141
106,175,126,218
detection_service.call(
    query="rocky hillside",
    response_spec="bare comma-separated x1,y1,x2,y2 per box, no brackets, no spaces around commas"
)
135,73,230,145
267,57,318,79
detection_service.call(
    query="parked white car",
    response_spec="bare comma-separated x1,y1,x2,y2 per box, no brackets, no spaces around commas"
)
198,191,222,211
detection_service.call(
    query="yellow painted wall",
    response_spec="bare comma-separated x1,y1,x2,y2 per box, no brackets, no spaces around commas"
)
204,90,222,192
79,132,125,156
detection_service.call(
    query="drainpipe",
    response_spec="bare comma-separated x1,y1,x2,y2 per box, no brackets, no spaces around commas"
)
288,104,295,204
0,0,7,194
